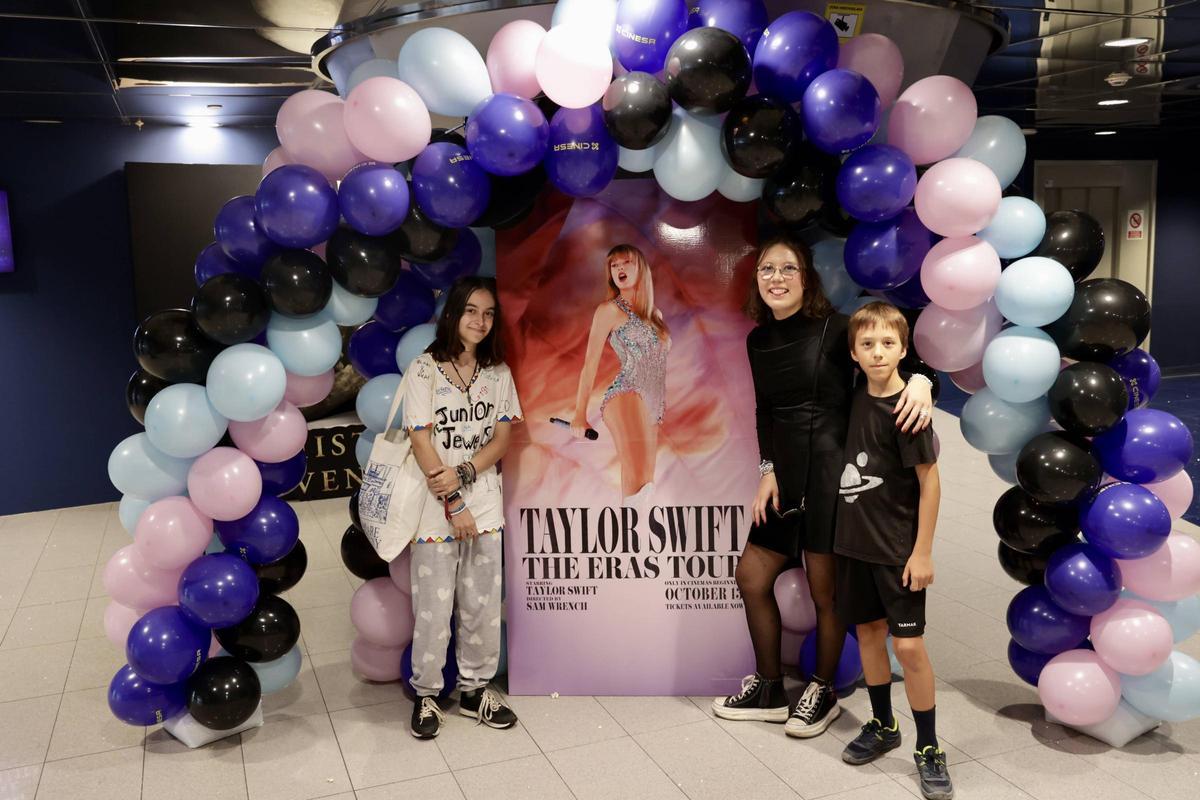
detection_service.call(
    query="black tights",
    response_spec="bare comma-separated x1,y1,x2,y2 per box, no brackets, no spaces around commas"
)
735,544,846,682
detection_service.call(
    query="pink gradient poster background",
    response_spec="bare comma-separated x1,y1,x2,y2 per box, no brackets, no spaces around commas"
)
499,180,762,695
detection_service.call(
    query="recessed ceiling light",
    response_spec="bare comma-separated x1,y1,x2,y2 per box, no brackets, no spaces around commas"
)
186,120,221,128
1103,37,1151,47
24,119,62,124
1095,130,1117,136
1097,99,1130,106
206,104,223,110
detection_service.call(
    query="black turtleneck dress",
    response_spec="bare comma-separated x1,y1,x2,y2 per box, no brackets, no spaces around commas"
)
746,310,854,558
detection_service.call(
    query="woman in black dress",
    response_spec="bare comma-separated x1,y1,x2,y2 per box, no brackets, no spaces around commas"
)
712,236,933,738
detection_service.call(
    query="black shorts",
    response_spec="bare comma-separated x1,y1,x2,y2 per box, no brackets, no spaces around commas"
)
835,556,926,638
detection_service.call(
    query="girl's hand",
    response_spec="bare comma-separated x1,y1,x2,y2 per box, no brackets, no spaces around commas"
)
426,466,461,497
451,508,479,539
894,378,934,433
752,472,780,527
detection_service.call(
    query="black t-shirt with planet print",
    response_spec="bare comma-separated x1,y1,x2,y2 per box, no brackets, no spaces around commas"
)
834,386,937,567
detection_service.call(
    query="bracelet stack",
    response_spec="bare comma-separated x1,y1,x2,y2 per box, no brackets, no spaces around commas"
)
758,460,774,477
444,489,467,518
455,461,477,488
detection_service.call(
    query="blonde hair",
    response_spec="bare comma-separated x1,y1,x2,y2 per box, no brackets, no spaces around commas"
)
848,301,910,350
606,244,669,339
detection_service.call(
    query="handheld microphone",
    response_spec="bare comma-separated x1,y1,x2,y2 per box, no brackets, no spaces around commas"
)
549,417,598,440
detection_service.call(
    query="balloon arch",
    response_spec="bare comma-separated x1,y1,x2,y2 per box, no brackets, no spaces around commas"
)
103,0,1198,742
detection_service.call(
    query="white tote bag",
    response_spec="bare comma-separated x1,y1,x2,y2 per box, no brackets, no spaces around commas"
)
357,368,432,561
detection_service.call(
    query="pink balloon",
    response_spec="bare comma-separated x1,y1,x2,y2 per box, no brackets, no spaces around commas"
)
388,549,412,595
350,577,415,648
887,75,978,165
1090,598,1173,676
309,242,327,260
1118,533,1200,602
774,568,817,634
283,369,334,408
781,629,803,667
487,19,547,98
1038,649,1122,726
350,636,405,682
913,299,1003,373
949,360,987,394
837,34,904,109
133,496,213,571
1145,471,1194,520
275,89,365,182
535,24,613,109
186,447,263,522
228,401,307,464
344,77,432,164
920,236,1001,311
262,147,293,178
102,544,182,611
914,158,1002,238
208,634,223,659
103,601,144,649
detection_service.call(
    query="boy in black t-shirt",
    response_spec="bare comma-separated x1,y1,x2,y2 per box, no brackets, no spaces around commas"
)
834,303,952,800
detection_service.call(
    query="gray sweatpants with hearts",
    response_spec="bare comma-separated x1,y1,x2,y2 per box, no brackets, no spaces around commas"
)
408,533,504,697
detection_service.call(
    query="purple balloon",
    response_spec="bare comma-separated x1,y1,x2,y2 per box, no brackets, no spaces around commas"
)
338,162,410,236
215,195,280,270
348,320,403,379
126,606,210,685
194,242,243,285
1006,584,1091,655
1080,481,1172,560
836,144,917,223
845,208,932,290
1044,542,1122,616
411,228,483,291
882,272,932,309
1007,639,1054,687
108,664,187,726
546,105,619,198
798,630,862,691
695,0,769,54
802,69,880,154
374,271,437,332
412,142,492,228
215,494,300,566
752,10,837,104
615,0,690,73
1108,348,1161,410
256,449,308,497
1093,408,1194,483
178,553,261,628
466,94,549,177
254,164,340,249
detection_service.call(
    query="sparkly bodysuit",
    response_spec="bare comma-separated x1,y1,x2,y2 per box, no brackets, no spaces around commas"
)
600,296,669,424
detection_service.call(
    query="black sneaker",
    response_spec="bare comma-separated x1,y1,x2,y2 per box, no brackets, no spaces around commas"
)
459,686,518,729
841,717,901,764
711,674,789,722
784,679,841,738
410,696,444,739
914,746,954,800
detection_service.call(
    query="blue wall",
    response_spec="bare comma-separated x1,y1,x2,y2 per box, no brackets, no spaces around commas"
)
0,122,277,515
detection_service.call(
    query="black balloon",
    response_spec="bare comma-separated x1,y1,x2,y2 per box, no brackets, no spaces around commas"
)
1016,431,1102,505
992,487,1080,554
187,656,262,730
900,353,941,403
998,534,1078,586
602,72,672,150
192,273,271,345
326,226,402,298
133,308,224,384
1033,210,1105,282
1047,362,1129,436
125,369,170,424
348,489,362,530
762,145,839,228
340,524,389,580
819,193,857,238
664,27,751,114
214,594,301,663
722,96,800,179
260,249,333,317
254,540,308,595
1043,278,1150,362
473,166,548,230
389,202,458,264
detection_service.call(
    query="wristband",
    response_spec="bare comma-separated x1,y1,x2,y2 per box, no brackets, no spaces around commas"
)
907,373,933,388
448,502,467,517
758,460,774,477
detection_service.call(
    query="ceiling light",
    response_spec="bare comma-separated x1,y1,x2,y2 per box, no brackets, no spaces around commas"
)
206,104,223,110
186,120,221,128
24,119,62,124
1103,37,1151,48
1094,130,1117,136
1105,72,1133,88
1097,99,1129,106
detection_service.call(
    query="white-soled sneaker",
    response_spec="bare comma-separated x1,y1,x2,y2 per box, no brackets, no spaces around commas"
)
711,673,790,722
784,680,841,738
459,685,518,729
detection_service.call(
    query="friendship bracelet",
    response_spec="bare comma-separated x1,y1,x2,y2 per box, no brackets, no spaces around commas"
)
907,373,934,388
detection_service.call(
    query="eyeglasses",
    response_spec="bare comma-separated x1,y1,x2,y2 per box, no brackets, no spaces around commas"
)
757,264,801,281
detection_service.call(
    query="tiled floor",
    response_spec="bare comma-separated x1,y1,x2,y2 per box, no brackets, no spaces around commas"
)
2,408,1199,800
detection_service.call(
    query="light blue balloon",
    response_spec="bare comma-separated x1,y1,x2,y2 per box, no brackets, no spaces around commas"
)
206,343,287,422
144,383,228,459
356,374,404,433
326,280,379,327
960,388,1049,455
618,145,658,173
838,295,874,315
204,532,225,554
653,107,724,202
267,311,343,377
1126,592,1200,644
397,28,492,117
994,256,1074,328
356,430,377,469
433,292,448,322
108,433,194,500
1122,650,1200,722
988,450,1020,485
811,238,862,308
395,323,437,373
982,326,1060,403
977,196,1046,260
345,58,398,96
118,494,153,535
326,36,376,97
954,115,1027,189
250,645,303,694
473,227,497,278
